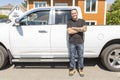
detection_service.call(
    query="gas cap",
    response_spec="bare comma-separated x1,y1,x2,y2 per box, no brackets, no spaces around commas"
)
98,33,104,40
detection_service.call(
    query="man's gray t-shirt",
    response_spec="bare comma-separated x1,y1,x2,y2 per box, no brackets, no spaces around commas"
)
67,19,86,44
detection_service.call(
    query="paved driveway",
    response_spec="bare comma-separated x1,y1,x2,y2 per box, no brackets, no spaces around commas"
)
0,59,119,80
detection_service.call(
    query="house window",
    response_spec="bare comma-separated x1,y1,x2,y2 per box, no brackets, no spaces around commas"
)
55,3,68,6
86,21,97,25
85,0,98,13
34,1,47,8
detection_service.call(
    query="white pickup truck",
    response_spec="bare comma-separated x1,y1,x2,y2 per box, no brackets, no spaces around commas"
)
0,7,120,71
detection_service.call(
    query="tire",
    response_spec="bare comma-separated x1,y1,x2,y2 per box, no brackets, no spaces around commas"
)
0,45,8,69
101,44,120,72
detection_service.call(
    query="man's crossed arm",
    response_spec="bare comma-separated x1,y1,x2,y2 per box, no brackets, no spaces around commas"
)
67,26,87,34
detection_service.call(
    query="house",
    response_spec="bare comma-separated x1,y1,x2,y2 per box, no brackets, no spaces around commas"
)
0,4,14,15
25,0,107,25
9,5,27,21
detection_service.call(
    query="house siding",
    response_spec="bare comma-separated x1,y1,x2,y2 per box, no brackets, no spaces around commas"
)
27,0,106,25
29,0,72,9
77,0,105,25
53,0,72,6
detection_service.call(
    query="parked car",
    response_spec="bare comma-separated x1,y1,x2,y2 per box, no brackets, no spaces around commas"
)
0,7,120,71
0,19,7,23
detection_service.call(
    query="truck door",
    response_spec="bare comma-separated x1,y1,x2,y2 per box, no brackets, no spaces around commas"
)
51,9,72,58
10,9,52,58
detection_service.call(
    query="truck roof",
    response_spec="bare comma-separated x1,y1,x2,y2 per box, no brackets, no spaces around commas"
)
26,6,80,13
30,6,80,10
19,6,82,19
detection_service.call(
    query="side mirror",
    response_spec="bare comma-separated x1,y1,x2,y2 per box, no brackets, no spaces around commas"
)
14,18,20,26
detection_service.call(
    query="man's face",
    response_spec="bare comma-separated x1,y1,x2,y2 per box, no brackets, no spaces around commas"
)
71,10,78,20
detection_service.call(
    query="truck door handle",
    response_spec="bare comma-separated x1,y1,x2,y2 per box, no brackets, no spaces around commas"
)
38,30,47,33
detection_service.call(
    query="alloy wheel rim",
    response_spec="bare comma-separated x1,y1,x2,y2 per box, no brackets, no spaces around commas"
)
108,49,120,68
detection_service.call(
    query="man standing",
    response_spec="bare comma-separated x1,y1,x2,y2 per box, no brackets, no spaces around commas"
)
67,9,87,77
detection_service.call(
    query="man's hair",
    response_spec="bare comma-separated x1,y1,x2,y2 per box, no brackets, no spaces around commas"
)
71,8,78,13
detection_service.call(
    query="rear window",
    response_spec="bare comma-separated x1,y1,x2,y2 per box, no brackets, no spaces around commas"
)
55,10,71,24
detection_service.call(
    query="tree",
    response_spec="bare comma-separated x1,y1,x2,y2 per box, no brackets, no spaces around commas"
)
106,0,120,25
22,1,27,8
109,0,120,12
106,10,120,25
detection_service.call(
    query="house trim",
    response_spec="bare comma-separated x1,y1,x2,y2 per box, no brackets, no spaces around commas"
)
27,0,29,10
51,0,53,6
72,0,75,6
104,0,107,25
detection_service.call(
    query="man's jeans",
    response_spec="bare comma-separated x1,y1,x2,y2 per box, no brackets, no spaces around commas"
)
69,43,84,69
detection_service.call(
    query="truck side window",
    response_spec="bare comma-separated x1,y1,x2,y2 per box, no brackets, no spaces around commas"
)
55,10,71,24
20,10,50,25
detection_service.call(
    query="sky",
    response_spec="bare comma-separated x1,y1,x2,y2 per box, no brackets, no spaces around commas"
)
107,0,114,4
0,0,24,6
0,0,115,6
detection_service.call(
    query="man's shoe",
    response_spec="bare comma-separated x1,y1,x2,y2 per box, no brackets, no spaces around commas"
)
79,69,84,77
69,69,76,76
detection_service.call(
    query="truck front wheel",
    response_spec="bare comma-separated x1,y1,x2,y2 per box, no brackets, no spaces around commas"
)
0,45,8,69
101,44,120,72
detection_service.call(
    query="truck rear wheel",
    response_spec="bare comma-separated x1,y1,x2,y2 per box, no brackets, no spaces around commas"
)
0,45,8,69
101,44,120,72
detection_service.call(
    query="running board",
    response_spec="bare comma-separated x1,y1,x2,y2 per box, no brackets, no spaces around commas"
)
12,58,70,63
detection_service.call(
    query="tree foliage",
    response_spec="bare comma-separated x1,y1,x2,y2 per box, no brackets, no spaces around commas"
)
109,0,120,12
106,10,120,25
106,0,120,25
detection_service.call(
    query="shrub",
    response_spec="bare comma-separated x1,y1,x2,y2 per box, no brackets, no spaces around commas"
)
0,15,8,19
